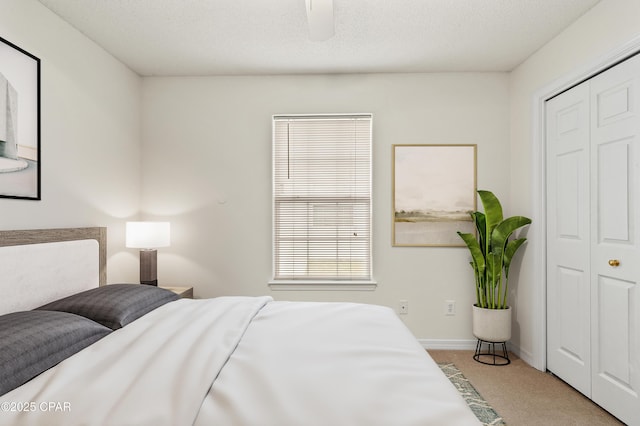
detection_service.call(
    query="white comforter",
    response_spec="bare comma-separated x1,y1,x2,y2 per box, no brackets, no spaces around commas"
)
1,297,480,426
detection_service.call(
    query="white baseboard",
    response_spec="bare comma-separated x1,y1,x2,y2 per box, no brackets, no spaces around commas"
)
506,344,537,369
17,145,37,161
418,339,478,350
421,339,542,371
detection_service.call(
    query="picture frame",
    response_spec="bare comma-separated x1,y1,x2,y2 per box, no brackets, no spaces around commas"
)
393,144,477,247
0,36,41,200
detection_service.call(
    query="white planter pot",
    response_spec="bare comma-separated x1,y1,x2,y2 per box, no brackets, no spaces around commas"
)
472,305,512,342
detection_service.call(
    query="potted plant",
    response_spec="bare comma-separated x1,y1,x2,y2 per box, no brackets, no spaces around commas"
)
457,190,531,344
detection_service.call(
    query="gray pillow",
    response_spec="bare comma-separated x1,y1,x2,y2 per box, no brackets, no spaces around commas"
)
0,310,111,396
37,284,179,330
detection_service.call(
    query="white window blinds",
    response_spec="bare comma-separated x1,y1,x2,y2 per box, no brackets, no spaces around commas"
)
273,114,372,281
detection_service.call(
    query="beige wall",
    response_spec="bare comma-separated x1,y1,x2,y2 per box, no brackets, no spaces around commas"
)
509,0,640,367
0,0,142,282
141,73,509,343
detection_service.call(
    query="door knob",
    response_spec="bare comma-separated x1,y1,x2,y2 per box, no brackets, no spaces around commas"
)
608,259,620,267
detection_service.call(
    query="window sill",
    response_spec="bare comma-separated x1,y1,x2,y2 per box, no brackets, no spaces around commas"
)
268,280,377,291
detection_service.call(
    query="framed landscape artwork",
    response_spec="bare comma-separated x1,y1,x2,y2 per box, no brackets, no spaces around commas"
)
393,144,477,247
0,36,41,200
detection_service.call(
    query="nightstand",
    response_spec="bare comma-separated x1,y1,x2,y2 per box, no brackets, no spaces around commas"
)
160,286,194,299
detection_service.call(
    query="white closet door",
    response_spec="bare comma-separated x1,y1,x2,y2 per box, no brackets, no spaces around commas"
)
546,82,592,397
546,53,640,426
589,53,640,425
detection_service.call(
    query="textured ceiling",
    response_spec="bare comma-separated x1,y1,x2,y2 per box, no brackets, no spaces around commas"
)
37,0,600,76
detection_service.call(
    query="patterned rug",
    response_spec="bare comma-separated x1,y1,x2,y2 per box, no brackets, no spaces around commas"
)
438,362,507,426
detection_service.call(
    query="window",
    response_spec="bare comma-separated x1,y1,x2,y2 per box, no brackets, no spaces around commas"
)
272,114,372,284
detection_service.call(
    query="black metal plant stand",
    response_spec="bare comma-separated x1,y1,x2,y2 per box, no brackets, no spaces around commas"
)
473,339,510,366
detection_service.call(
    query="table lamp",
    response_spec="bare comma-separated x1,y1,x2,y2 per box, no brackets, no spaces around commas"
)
126,221,170,286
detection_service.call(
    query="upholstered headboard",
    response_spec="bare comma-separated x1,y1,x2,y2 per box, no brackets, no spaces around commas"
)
0,227,106,315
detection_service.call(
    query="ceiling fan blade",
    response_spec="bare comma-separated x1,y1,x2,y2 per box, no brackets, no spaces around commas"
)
305,0,334,41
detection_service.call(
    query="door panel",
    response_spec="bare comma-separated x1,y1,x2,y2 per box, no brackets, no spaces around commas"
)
597,82,634,127
597,140,630,242
546,82,591,396
557,267,586,362
556,153,581,237
597,276,633,388
590,54,640,426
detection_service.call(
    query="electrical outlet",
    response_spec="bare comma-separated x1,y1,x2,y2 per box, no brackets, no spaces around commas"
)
445,300,456,316
399,300,408,315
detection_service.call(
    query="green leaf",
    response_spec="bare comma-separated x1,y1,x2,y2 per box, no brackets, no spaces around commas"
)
491,216,532,260
478,190,503,237
485,252,502,308
504,238,527,279
470,211,486,255
458,231,486,306
457,232,486,274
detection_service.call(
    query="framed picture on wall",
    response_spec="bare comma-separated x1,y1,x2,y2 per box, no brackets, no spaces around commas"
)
393,144,477,247
0,36,40,200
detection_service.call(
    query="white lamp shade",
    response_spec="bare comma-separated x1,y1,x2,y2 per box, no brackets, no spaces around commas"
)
126,222,170,249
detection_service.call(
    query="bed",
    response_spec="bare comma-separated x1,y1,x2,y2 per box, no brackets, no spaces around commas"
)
0,227,481,426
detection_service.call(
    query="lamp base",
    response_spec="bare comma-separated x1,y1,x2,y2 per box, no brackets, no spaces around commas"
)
139,249,158,286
